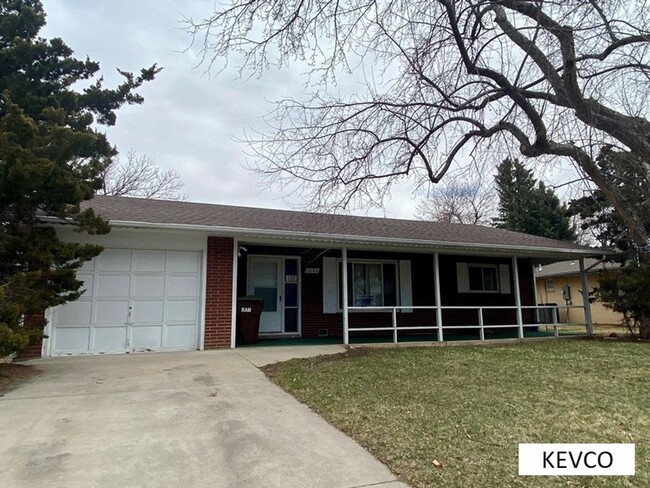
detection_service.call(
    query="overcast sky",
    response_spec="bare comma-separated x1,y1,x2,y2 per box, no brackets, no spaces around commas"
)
39,0,424,218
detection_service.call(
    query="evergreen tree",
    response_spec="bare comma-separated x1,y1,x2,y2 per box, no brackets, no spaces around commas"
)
568,148,650,339
568,148,650,251
0,0,159,355
493,158,576,242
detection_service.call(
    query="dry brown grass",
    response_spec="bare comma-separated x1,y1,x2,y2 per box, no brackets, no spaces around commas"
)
266,340,649,487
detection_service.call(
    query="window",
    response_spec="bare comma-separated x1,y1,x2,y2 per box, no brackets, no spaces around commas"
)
468,264,499,292
545,279,555,291
457,262,510,294
338,261,397,308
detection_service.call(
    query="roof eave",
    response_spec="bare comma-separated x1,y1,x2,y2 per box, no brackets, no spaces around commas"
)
103,218,601,258
41,216,600,258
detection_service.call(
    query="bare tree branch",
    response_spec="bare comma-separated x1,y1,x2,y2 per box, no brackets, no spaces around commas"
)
187,0,650,246
99,150,187,201
415,172,497,225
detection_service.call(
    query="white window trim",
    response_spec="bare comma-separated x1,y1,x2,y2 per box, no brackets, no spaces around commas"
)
457,262,511,294
336,258,400,311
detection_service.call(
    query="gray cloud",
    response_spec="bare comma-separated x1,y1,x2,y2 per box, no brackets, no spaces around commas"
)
40,0,419,217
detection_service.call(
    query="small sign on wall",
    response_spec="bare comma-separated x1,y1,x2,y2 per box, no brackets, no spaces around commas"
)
305,268,320,274
286,275,298,283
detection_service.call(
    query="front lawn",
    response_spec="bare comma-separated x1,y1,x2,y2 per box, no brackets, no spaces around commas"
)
265,340,649,487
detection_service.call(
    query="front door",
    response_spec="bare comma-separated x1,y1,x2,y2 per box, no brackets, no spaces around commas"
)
247,256,301,335
248,257,283,333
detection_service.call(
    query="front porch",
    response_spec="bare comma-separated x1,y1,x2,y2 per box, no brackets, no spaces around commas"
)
232,242,594,347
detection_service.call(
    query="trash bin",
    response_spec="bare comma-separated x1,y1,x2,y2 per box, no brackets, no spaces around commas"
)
236,297,264,345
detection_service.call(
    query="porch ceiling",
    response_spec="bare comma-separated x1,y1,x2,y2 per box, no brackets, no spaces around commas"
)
234,234,600,262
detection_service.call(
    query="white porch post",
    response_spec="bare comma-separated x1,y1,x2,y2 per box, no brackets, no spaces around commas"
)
342,247,349,345
512,256,524,339
579,258,594,336
434,252,443,342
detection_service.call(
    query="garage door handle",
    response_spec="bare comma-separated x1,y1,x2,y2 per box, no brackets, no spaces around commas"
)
126,306,133,325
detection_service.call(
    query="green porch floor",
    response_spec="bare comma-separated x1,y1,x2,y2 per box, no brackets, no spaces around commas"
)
245,328,585,347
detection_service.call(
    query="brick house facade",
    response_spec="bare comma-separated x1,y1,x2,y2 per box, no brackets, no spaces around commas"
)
32,195,597,357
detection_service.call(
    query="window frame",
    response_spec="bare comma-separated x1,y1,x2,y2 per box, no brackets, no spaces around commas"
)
336,258,400,311
463,263,502,294
545,278,555,291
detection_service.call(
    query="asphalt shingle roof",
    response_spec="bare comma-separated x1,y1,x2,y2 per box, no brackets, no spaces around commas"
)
81,195,596,254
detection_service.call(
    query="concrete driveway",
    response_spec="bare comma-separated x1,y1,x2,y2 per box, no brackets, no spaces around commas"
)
0,348,408,488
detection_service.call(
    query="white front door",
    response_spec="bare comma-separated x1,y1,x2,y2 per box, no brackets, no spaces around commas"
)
248,257,283,333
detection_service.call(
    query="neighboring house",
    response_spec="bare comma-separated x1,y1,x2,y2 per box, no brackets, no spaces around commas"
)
535,259,623,325
27,195,600,358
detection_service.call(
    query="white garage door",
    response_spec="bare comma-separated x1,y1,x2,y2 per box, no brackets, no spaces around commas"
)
50,249,202,355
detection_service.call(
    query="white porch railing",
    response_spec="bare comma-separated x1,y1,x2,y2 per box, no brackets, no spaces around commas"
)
346,304,589,344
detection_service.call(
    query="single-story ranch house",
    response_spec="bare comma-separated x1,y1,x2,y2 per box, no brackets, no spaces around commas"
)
28,195,600,357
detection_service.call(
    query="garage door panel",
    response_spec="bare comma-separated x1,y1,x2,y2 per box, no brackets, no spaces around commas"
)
78,274,94,297
166,276,199,297
165,324,197,348
167,300,197,322
55,301,92,325
166,251,200,273
132,300,164,322
95,300,130,324
96,275,131,297
94,326,128,351
131,325,163,349
97,249,132,271
79,258,96,272
52,248,201,356
132,250,166,272
133,275,165,297
54,327,90,352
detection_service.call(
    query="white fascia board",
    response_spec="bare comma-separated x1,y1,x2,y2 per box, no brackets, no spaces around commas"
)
107,220,600,258
43,217,600,259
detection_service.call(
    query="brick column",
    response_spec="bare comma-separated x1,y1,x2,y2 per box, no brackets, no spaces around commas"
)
204,236,234,349
19,312,46,359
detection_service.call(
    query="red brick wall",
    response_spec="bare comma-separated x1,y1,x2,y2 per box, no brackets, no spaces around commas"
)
204,236,234,349
19,312,46,359
236,246,537,341
438,256,535,327
301,250,438,338
301,252,536,337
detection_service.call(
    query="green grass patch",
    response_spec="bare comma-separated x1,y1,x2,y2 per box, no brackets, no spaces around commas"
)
264,340,649,487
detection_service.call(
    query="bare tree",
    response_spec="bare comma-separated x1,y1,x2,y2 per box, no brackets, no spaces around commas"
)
415,175,496,225
188,0,650,249
100,151,187,200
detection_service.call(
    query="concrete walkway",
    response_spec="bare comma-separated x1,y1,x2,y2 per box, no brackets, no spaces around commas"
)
0,348,408,488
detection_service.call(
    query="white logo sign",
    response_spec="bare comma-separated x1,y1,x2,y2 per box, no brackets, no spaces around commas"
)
519,443,635,476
